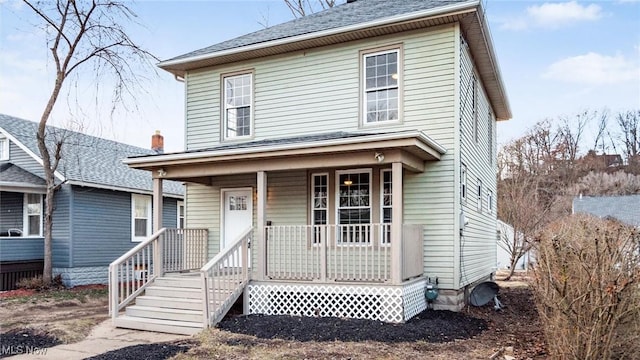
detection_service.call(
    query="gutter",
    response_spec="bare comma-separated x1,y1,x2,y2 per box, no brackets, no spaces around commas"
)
158,0,480,69
123,130,447,166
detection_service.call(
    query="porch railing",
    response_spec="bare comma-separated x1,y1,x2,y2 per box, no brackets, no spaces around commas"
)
265,223,423,283
201,226,252,327
108,228,208,320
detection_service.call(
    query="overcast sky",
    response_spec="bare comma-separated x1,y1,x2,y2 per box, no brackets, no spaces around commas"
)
1,0,639,152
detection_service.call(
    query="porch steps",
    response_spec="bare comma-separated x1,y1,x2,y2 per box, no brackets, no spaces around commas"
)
114,274,205,335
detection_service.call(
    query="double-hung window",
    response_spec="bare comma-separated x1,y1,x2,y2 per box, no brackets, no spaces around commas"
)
337,171,371,244
223,73,252,139
24,194,42,236
311,174,328,244
381,170,392,245
132,194,152,242
364,49,399,124
177,201,185,229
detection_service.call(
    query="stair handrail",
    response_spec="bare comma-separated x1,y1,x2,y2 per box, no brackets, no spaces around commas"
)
109,228,167,320
200,226,253,327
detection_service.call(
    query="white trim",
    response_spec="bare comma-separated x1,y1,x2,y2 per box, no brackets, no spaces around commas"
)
66,180,183,199
158,1,479,68
124,131,447,166
362,48,402,126
0,126,66,182
131,194,152,242
380,169,392,247
335,168,373,245
23,193,43,237
0,182,47,194
222,72,254,141
0,134,9,160
177,200,185,229
476,178,483,213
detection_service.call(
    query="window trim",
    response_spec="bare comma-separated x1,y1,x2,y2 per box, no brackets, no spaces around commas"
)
23,194,43,237
487,190,493,214
335,168,372,245
221,70,254,141
0,135,8,161
360,45,403,127
380,169,392,246
177,200,185,229
477,178,483,213
311,172,329,245
131,194,152,242
461,164,467,203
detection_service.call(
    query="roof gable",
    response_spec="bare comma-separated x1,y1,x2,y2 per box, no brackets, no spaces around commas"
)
0,114,183,196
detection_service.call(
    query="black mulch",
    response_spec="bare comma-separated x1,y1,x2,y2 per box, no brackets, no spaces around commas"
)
217,309,488,343
0,329,62,358
84,341,194,360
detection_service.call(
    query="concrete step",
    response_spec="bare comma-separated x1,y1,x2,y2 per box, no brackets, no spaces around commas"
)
114,315,203,336
135,295,202,310
145,286,202,299
154,276,201,289
126,305,202,323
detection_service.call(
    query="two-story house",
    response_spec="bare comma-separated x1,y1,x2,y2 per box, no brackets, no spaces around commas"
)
110,0,511,335
0,114,185,289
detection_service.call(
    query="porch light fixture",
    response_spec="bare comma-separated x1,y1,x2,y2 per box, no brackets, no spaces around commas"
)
375,152,384,163
157,168,167,177
343,178,353,186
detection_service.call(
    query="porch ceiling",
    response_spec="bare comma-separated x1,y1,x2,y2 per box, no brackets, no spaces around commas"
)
125,131,446,183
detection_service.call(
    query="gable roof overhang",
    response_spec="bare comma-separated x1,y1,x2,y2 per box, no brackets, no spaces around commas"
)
158,0,511,120
124,131,446,185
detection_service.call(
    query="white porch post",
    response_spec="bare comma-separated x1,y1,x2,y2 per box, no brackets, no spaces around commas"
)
391,162,403,284
153,177,163,277
256,171,267,280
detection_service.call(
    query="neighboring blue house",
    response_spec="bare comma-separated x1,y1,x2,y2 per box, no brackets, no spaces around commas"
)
572,194,640,228
0,114,184,289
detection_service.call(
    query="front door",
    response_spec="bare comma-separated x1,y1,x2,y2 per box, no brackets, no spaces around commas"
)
222,188,253,250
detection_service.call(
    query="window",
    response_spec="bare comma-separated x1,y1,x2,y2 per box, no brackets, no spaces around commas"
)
23,194,42,236
311,173,328,244
223,73,252,139
132,194,151,242
461,164,467,202
477,179,483,212
0,135,8,161
487,190,493,214
177,201,184,229
488,111,493,165
229,195,248,211
364,49,399,124
381,169,392,245
472,75,478,144
337,170,371,244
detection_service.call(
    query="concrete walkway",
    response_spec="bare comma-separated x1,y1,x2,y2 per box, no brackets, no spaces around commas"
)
10,320,190,360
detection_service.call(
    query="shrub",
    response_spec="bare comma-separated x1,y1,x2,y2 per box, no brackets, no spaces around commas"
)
532,215,640,359
16,274,63,291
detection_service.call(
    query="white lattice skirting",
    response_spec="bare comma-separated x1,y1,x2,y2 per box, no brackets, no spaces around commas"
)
247,279,427,323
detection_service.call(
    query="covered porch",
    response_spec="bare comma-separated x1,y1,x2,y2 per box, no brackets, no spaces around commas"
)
122,131,446,324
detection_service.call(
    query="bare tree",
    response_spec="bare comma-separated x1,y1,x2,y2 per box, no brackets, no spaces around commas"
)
23,0,157,285
284,0,343,18
617,110,640,173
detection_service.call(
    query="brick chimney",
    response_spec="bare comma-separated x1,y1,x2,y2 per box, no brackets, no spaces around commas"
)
151,130,164,154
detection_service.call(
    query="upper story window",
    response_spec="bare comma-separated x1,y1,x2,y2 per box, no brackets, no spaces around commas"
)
24,194,43,237
363,49,399,124
223,72,252,139
488,111,494,166
472,75,478,144
0,135,8,161
132,194,152,242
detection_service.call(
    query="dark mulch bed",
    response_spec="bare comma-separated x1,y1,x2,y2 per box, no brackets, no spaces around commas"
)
84,341,194,360
0,329,61,358
217,309,488,343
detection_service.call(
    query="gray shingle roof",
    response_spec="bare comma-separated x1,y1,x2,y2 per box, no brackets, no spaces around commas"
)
573,195,640,227
165,0,468,62
0,114,183,196
0,163,46,186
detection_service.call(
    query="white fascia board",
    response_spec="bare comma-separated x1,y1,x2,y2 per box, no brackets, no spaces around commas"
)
158,1,479,69
124,131,447,166
0,182,47,194
66,180,184,199
0,126,67,183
